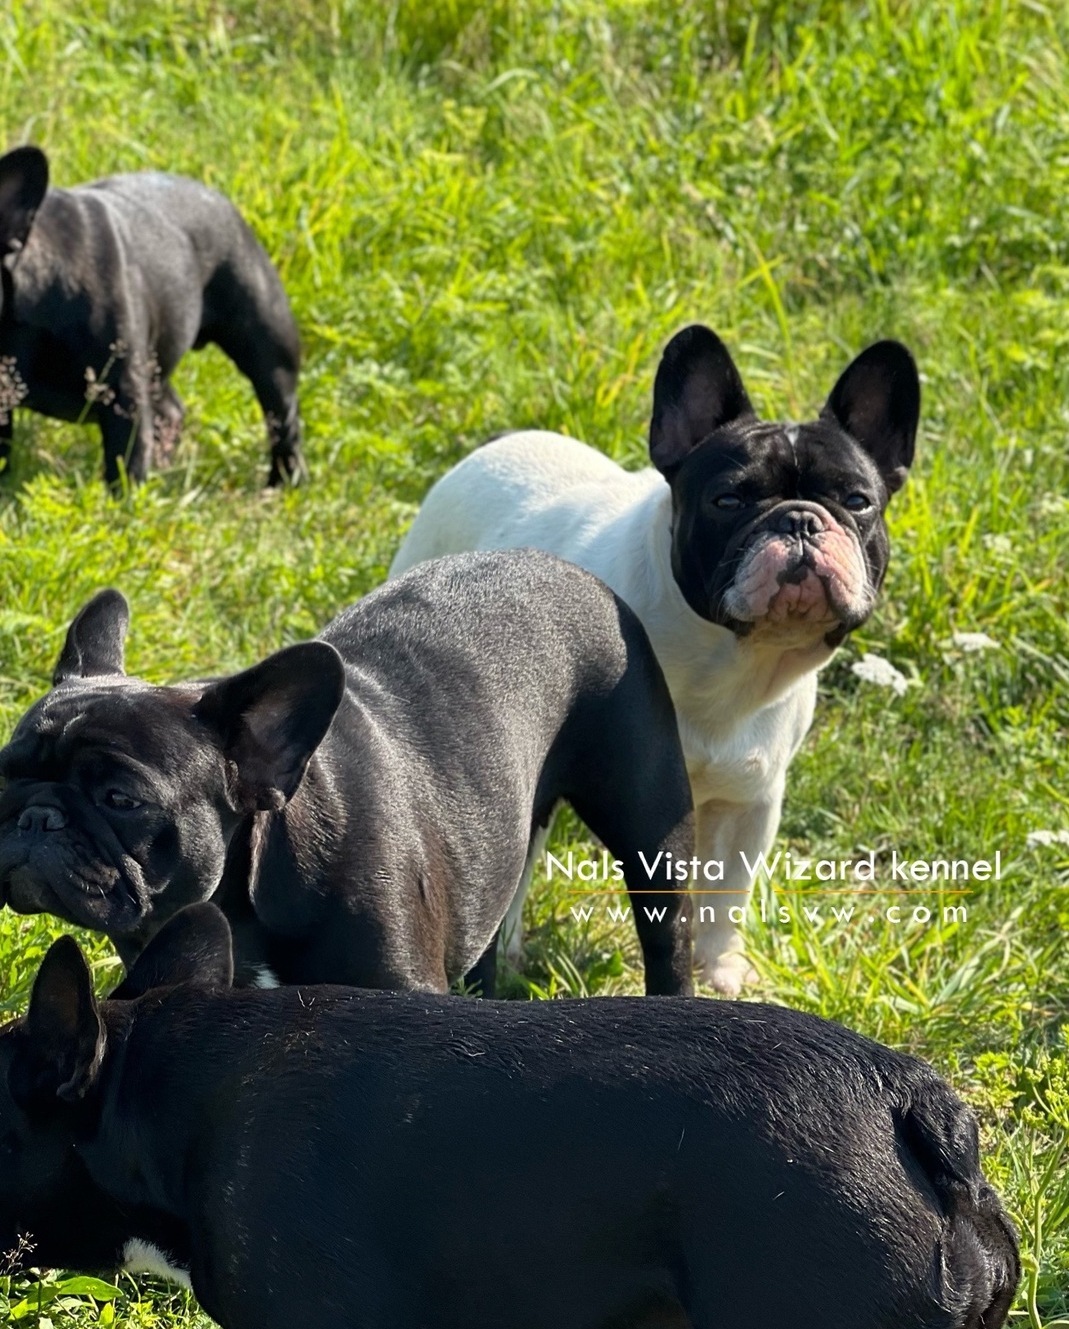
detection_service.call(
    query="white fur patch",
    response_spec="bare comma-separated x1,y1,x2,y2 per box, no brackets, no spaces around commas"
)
122,1238,192,1289
251,964,281,989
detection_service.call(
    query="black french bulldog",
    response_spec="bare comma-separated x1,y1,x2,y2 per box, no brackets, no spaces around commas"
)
0,550,694,996
0,903,1019,1329
0,145,304,485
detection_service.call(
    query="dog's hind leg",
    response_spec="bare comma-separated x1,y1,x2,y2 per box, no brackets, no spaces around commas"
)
202,263,305,486
498,818,554,972
565,720,694,996
463,926,500,996
100,387,155,486
253,356,304,488
152,383,184,469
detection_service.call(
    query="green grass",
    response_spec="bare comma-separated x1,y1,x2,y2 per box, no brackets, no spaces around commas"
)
1,0,1068,1323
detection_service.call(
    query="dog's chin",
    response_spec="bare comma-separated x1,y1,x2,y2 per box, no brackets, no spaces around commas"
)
3,866,58,917
723,575,842,645
762,570,840,625
2,860,145,935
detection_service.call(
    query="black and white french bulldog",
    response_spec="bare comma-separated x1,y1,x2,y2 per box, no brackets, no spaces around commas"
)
0,145,304,485
0,903,1019,1329
0,550,694,996
390,325,920,993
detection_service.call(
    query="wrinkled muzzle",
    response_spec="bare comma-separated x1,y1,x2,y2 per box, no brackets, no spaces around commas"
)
0,783,148,934
723,504,874,632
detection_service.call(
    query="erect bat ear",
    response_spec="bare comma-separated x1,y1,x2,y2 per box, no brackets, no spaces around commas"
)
10,936,106,1108
649,325,754,478
53,589,130,685
111,904,234,999
194,641,346,812
821,340,920,497
0,145,49,260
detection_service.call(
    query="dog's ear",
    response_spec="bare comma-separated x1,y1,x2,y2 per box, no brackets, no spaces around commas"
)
0,146,49,260
649,325,754,477
53,589,130,685
821,341,920,497
194,641,345,812
112,904,234,999
10,937,106,1108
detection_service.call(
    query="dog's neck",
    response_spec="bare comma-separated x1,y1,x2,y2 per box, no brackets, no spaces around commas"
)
637,483,838,732
78,1006,199,1240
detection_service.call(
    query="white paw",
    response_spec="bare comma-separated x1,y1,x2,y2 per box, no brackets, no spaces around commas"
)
697,949,757,997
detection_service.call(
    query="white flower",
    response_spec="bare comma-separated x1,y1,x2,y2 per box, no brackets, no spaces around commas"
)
951,631,999,653
1026,830,1069,849
851,653,909,696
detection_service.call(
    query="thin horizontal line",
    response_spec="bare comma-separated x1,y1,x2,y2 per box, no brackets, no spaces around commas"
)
560,888,975,896
776,889,973,896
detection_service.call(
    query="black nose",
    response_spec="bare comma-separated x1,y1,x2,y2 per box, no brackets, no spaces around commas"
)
17,804,67,833
776,509,825,539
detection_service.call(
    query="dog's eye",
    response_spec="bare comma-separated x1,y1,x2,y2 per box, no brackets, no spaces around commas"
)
844,493,872,513
104,790,143,811
712,494,742,511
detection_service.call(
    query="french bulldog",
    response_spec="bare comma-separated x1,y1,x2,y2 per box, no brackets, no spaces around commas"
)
0,144,304,485
0,902,1019,1329
0,549,694,996
390,325,920,993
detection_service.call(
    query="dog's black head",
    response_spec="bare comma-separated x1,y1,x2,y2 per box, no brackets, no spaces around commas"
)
649,326,919,647
0,146,49,317
0,903,232,1273
0,590,345,949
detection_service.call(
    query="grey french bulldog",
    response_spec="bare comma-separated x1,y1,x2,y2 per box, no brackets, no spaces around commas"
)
0,550,695,997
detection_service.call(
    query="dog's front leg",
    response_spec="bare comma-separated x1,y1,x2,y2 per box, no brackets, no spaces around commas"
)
690,792,784,996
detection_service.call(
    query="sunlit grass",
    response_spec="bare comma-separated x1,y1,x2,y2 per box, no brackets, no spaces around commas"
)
0,0,1067,1323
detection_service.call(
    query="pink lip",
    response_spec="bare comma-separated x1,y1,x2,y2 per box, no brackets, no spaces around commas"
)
726,518,870,623
766,568,834,621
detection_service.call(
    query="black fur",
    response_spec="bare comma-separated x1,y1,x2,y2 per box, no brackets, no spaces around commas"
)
0,906,1020,1329
0,145,303,485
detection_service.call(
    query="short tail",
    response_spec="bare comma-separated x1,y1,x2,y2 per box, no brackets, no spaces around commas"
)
898,1086,1021,1329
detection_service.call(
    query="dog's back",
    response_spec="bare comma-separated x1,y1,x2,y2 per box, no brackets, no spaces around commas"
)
327,545,664,715
18,173,260,324
319,547,689,872
81,173,297,351
108,984,1019,1329
389,430,659,585
0,905,1019,1329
